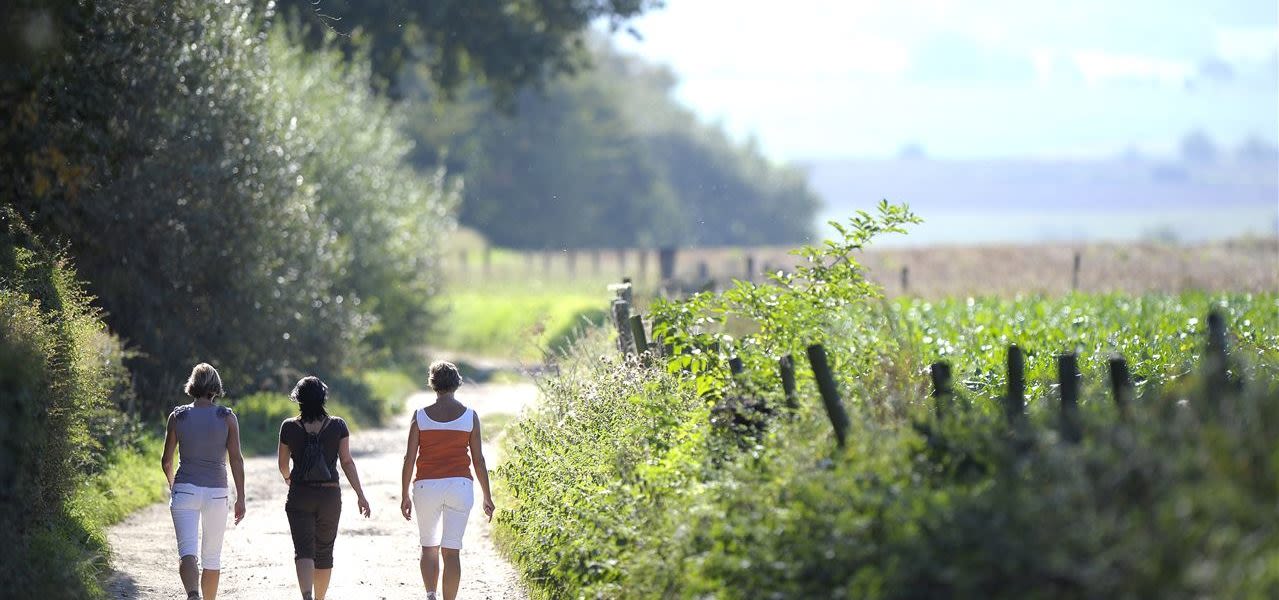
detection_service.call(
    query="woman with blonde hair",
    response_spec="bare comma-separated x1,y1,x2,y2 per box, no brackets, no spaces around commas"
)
278,375,372,600
161,363,247,600
401,360,496,600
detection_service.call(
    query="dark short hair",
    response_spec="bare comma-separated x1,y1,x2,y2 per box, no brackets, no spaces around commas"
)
184,363,223,399
428,361,462,393
291,376,328,421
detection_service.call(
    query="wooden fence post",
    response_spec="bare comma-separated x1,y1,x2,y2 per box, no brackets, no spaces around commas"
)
629,314,649,357
652,315,670,358
1072,252,1081,291
1108,355,1132,419
658,247,677,282
779,354,797,410
1203,310,1239,398
1057,352,1082,443
745,255,756,283
697,261,709,283
930,361,952,417
901,266,910,294
806,344,850,447
620,277,634,305
612,299,632,355
1005,345,1026,424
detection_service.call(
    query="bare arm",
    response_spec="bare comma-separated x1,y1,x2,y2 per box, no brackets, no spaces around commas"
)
161,413,178,490
400,416,419,520
225,413,247,524
338,433,371,517
278,421,292,486
469,412,495,521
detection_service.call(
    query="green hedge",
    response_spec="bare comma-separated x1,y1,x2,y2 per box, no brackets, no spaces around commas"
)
495,209,1279,598
0,210,156,597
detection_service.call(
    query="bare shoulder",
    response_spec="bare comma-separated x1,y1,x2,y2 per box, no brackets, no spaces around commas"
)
171,403,191,421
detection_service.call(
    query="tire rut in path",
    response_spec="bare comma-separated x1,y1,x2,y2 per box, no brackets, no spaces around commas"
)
105,383,535,599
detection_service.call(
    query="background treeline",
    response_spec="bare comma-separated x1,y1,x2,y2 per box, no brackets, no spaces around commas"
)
270,0,819,249
402,42,819,249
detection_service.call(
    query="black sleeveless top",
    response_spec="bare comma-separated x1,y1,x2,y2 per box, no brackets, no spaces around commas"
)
279,417,349,484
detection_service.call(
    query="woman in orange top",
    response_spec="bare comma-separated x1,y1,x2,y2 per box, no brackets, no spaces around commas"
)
400,361,495,600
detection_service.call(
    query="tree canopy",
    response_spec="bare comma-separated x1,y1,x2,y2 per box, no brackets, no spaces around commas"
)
3,1,456,415
271,0,662,97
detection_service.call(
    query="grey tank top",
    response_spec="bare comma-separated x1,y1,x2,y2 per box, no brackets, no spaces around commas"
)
173,404,230,488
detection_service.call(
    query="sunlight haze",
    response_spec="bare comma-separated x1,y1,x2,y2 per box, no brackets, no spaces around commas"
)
611,0,1279,161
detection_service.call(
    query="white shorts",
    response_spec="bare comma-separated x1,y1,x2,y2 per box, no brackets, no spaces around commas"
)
169,483,230,570
412,477,474,549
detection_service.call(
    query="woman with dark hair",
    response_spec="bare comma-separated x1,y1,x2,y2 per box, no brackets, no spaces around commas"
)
277,376,371,600
162,363,247,600
400,361,495,600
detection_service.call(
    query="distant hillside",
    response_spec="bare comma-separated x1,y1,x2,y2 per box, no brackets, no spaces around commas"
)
801,157,1279,245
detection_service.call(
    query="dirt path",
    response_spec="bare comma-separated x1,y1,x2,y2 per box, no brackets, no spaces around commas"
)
106,383,537,599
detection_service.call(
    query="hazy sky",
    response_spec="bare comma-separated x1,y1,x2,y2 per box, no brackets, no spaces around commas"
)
610,0,1279,161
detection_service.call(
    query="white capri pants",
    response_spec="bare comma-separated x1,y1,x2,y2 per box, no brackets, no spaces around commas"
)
412,477,474,549
169,482,230,570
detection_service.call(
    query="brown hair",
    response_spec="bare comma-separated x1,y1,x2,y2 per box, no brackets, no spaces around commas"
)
428,360,462,393
184,363,223,399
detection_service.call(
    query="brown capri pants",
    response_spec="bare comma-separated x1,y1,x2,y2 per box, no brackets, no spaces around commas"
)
285,485,342,568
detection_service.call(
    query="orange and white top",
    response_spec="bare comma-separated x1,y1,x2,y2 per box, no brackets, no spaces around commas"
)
414,407,474,481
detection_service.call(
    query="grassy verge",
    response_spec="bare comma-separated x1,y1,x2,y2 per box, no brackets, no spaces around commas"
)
26,437,170,598
439,284,609,362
